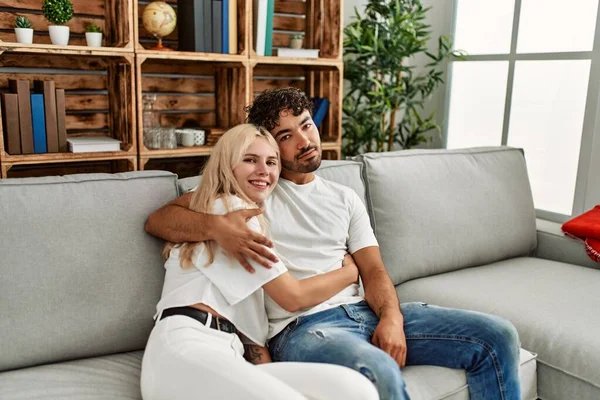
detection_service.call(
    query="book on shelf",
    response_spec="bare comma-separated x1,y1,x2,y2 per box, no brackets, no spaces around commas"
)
33,80,59,153
254,0,268,56
311,97,330,128
1,93,21,155
264,0,275,56
8,79,34,154
275,48,320,58
178,0,236,54
30,94,47,154
67,136,122,153
55,89,68,152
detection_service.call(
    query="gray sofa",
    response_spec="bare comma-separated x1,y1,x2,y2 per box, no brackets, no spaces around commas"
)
0,146,597,399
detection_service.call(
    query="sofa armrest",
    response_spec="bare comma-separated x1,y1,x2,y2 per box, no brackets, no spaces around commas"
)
534,218,600,271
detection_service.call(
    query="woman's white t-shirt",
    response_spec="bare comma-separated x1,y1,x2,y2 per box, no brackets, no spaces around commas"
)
155,195,288,345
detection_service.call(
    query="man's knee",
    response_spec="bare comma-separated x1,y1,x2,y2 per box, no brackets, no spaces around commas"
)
351,350,406,398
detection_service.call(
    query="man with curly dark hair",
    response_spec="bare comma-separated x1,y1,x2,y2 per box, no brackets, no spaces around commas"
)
146,87,521,400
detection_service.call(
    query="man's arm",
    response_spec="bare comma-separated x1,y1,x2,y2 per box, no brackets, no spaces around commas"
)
243,344,272,364
144,192,278,271
352,246,407,367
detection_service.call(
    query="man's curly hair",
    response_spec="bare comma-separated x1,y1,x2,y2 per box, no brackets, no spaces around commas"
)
245,87,313,132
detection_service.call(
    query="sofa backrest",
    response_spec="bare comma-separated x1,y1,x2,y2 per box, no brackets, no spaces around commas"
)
176,160,368,204
0,171,178,372
358,147,538,285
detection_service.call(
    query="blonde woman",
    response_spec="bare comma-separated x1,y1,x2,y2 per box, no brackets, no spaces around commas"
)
140,124,378,400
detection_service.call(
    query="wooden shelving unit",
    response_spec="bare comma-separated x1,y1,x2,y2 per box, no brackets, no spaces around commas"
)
0,0,343,179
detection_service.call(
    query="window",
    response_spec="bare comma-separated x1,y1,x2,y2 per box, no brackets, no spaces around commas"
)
445,0,600,220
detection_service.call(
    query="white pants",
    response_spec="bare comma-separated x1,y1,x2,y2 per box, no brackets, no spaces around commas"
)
141,315,379,400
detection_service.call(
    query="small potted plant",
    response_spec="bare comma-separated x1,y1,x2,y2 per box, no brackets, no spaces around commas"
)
42,0,74,46
289,33,304,49
85,23,102,47
14,16,34,44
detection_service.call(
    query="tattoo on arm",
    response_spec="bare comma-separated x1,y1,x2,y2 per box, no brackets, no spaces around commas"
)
244,345,264,363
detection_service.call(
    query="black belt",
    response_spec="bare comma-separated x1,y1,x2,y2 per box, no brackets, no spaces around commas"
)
160,306,237,334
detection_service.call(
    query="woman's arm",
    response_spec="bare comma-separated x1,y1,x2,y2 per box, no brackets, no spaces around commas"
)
243,344,273,365
145,192,277,270
262,254,359,313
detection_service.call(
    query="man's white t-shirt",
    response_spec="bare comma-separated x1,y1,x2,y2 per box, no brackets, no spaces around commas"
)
155,196,288,345
263,175,378,338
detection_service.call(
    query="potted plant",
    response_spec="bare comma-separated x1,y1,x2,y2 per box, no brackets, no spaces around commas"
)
85,23,102,47
42,0,74,46
14,16,33,44
289,33,304,49
343,0,461,156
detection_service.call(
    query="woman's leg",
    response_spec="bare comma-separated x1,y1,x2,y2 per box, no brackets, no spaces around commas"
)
256,362,379,400
141,315,308,400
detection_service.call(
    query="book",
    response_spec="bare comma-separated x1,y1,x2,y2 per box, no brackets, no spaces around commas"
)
212,0,222,54
253,0,268,56
312,97,330,128
222,0,229,54
8,79,34,154
67,136,122,153
229,0,237,54
275,48,320,58
203,0,213,52
1,93,21,155
30,94,47,154
55,89,68,152
264,0,275,56
33,80,59,153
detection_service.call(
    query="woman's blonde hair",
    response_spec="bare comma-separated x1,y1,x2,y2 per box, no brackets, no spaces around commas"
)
162,123,279,269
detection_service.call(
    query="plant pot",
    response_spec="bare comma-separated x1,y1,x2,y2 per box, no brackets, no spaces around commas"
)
85,32,103,47
14,28,33,44
289,38,303,49
48,25,70,46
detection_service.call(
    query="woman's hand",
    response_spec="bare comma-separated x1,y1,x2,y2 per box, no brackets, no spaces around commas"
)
342,253,360,284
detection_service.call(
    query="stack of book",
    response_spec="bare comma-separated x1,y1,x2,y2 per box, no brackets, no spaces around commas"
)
177,0,238,54
1,79,68,155
205,127,226,146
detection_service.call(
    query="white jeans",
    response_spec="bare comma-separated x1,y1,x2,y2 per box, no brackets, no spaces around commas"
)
141,315,379,400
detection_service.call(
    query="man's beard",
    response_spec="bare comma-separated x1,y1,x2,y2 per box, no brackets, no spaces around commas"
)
282,145,322,173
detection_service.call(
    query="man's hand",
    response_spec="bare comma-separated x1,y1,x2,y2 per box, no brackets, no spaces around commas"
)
213,208,278,273
372,316,408,368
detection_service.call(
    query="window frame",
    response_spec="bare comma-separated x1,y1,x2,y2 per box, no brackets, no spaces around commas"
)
443,0,600,222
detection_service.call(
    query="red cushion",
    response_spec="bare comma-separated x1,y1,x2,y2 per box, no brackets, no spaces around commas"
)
561,205,600,239
585,238,600,262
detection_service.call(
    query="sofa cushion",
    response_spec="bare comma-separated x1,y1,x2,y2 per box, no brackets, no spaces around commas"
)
177,160,367,204
0,172,178,372
0,349,535,400
403,348,536,400
0,351,143,400
358,147,537,285
397,257,600,400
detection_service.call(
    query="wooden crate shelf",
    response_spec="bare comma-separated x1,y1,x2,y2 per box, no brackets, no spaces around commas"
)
0,0,343,178
3,157,136,178
0,52,136,177
136,55,248,158
0,0,133,49
253,0,342,60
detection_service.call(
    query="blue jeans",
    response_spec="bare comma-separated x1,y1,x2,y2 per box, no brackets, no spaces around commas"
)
269,301,521,400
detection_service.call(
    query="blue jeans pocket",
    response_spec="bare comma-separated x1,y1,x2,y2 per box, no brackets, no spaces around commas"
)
341,303,365,324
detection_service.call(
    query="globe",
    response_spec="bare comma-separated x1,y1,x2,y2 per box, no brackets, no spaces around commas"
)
142,1,177,50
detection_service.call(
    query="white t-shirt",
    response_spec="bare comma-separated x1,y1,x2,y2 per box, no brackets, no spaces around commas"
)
263,175,379,338
155,195,288,345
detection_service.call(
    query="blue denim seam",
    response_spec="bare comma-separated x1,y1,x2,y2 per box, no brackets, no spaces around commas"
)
405,334,507,400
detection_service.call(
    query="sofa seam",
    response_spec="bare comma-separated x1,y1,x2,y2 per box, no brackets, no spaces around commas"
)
536,358,600,390
0,172,177,187
432,383,469,400
362,147,518,160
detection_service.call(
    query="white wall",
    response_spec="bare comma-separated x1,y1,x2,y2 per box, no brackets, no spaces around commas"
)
342,0,453,148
